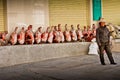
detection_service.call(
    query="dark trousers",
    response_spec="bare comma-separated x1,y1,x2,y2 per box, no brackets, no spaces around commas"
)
99,42,115,64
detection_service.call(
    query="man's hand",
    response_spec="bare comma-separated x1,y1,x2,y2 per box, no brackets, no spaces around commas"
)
98,43,101,47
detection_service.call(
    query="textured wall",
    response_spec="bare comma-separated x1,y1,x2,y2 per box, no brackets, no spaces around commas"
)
7,0,49,33
0,0,6,32
103,0,120,25
0,0,4,32
49,0,90,29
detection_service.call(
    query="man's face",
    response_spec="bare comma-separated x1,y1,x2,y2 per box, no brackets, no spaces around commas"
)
22,27,24,30
100,22,105,27
71,25,74,29
54,26,57,30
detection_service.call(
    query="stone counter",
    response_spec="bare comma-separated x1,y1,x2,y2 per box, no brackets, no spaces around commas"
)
0,42,90,68
112,42,120,52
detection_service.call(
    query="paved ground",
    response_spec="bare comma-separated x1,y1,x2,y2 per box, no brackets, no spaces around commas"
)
0,52,120,80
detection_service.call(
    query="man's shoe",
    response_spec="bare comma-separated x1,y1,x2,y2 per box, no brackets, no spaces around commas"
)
101,63,106,65
111,63,117,65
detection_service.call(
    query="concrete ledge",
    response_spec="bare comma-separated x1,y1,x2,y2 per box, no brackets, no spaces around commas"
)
112,42,120,52
0,42,90,68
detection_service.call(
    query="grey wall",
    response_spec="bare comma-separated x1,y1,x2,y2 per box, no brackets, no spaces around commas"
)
0,42,90,68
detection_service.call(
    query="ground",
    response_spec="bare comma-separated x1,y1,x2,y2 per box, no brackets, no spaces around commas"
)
0,52,120,80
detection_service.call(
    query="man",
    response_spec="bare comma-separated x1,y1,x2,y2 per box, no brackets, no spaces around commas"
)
9,27,18,45
18,27,25,44
87,33,94,42
0,31,8,46
82,26,88,36
87,26,92,37
70,25,77,41
64,24,71,42
76,24,83,41
96,22,116,65
53,26,61,43
92,24,96,37
41,27,50,43
48,26,54,43
34,27,42,44
25,25,34,44
58,24,64,43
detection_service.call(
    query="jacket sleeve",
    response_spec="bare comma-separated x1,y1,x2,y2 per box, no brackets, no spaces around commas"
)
96,28,101,46
107,28,111,43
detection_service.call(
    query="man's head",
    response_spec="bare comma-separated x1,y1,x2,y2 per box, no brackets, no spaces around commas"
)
46,27,50,31
65,24,68,30
71,25,74,30
58,24,61,27
22,27,24,30
4,31,8,34
87,26,90,30
84,26,87,30
38,27,42,31
15,27,18,32
28,25,32,30
54,26,58,31
65,24,67,27
29,25,32,29
99,22,106,27
51,26,54,31
58,24,61,31
77,24,80,29
90,33,93,37
92,24,96,29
